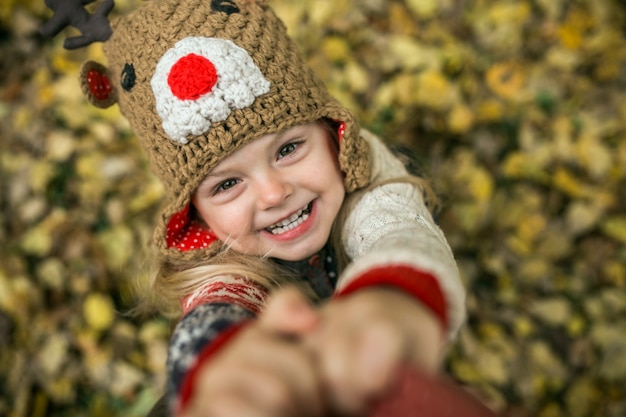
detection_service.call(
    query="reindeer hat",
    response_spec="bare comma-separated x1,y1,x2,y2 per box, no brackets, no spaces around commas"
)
41,0,372,262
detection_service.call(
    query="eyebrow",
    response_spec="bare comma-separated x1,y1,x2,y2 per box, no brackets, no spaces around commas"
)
205,127,302,178
205,167,236,178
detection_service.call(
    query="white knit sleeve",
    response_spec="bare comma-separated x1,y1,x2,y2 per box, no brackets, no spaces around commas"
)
337,130,466,340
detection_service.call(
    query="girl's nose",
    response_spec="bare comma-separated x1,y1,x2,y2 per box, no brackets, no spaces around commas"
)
256,171,293,210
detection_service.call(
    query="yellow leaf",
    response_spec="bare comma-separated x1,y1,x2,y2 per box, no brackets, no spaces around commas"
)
387,36,439,71
36,258,66,290
488,2,532,25
550,116,575,161
51,52,81,75
602,261,625,288
567,315,586,337
29,160,57,194
307,0,338,26
83,293,116,332
272,1,305,34
450,359,482,384
12,106,33,131
528,341,567,387
468,166,494,202
451,203,486,233
0,270,18,315
473,2,531,52
514,316,535,338
600,216,626,244
476,99,504,122
344,60,370,94
406,0,438,18
474,348,509,384
530,298,572,326
574,133,612,180
501,151,549,182
447,103,475,134
110,361,144,397
486,61,526,100
37,334,69,377
46,131,76,162
388,3,418,35
558,7,595,50
416,70,457,110
552,168,585,198
517,258,551,282
20,226,53,256
535,0,566,20
76,152,104,180
97,225,135,268
539,403,563,417
536,227,573,260
373,82,395,108
565,201,603,235
321,36,350,63
128,180,164,213
393,73,419,106
564,378,601,417
516,213,546,245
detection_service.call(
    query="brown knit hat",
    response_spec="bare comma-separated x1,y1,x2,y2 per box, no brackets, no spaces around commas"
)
47,0,371,263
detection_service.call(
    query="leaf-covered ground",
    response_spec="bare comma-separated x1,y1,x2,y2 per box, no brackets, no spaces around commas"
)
1,1,626,416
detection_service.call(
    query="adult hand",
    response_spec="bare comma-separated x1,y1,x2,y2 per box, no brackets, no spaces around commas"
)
306,288,446,416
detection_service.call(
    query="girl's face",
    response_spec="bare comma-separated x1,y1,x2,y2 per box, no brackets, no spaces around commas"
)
192,122,346,261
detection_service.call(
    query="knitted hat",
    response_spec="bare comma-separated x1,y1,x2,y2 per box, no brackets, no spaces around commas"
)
42,0,372,263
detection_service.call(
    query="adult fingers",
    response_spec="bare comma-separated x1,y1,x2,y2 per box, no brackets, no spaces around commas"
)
259,287,320,336
312,317,404,415
196,327,325,417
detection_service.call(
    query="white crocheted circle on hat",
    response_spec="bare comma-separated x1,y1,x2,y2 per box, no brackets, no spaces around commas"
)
151,37,271,144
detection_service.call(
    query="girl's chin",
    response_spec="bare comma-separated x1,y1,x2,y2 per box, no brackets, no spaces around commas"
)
270,240,326,261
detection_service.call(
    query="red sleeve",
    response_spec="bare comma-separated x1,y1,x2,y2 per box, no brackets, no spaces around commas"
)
176,320,251,415
335,265,448,330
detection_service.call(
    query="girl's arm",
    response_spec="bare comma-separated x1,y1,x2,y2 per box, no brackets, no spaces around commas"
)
166,276,263,414
304,130,466,415
166,276,326,417
167,301,255,414
338,130,466,341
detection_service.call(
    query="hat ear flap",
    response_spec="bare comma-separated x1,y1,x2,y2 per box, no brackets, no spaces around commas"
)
79,61,117,108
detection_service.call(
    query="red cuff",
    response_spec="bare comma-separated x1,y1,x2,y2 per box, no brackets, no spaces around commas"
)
335,265,448,330
177,320,251,414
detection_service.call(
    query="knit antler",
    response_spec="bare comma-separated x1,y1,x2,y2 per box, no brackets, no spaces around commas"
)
40,0,114,49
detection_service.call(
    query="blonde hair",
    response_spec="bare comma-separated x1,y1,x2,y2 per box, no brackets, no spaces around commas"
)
136,249,307,317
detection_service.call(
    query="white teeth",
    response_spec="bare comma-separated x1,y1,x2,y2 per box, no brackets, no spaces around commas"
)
266,204,310,235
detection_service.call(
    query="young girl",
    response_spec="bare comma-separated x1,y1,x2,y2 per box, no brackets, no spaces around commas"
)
41,0,466,415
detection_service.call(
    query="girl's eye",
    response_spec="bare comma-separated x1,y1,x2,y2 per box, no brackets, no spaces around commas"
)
278,141,301,159
216,178,240,193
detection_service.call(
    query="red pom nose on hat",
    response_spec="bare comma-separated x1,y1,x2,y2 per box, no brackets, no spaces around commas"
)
168,53,218,100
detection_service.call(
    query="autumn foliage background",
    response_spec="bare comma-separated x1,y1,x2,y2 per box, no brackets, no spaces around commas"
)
1,0,626,416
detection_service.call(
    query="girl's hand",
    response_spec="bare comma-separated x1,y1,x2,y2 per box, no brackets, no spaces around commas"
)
181,288,323,417
307,288,446,416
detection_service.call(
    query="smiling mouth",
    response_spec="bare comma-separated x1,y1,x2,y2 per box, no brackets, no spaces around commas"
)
265,202,313,235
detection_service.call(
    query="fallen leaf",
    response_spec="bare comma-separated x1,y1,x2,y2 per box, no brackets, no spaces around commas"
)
83,294,116,332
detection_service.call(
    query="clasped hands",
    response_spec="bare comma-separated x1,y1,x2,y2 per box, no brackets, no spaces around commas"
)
181,287,445,417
